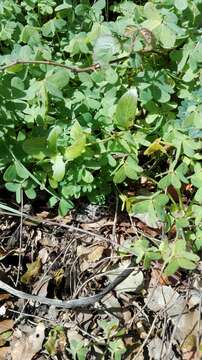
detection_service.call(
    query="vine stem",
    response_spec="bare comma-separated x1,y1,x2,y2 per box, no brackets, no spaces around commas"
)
0,60,101,73
0,55,130,74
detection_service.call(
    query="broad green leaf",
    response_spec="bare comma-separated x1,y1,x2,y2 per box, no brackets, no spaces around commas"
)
181,251,199,262
55,3,72,13
113,165,126,184
23,138,47,159
192,205,202,225
144,2,162,22
141,19,162,31
3,165,17,182
124,156,142,180
195,188,202,204
92,0,106,16
158,174,172,189
47,126,62,154
52,155,65,182
164,259,179,276
82,169,94,183
59,198,73,216
64,136,86,161
70,121,84,141
175,0,188,11
15,161,29,180
48,196,58,208
191,170,202,188
173,239,186,254
114,88,138,130
157,24,176,49
105,67,118,84
171,173,181,189
5,182,21,193
25,187,36,199
177,258,197,270
93,34,120,66
20,25,41,45
46,70,69,90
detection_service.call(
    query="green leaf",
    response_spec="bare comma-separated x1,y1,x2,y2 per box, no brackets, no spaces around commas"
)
20,25,41,45
82,169,94,183
144,2,162,22
93,34,120,66
175,0,188,11
157,24,176,49
52,155,65,182
158,174,172,189
59,198,73,216
5,182,21,193
191,170,202,188
177,258,197,270
25,187,36,199
23,138,47,160
124,156,142,180
15,161,29,180
46,70,69,90
47,126,62,154
3,165,17,182
113,165,126,184
64,136,86,161
164,259,179,276
195,188,202,204
114,88,138,130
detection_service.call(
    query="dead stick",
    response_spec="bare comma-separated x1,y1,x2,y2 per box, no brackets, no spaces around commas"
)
0,260,137,310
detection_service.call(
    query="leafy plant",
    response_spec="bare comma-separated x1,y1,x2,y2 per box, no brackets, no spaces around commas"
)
0,0,202,271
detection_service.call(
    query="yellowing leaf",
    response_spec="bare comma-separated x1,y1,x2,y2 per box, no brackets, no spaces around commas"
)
21,257,41,284
64,135,86,161
70,120,83,141
144,139,168,156
45,326,65,356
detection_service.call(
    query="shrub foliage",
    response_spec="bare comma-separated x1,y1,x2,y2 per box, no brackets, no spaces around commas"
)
1,0,202,268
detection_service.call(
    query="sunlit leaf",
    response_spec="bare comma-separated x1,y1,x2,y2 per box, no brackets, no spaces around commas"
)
114,88,138,130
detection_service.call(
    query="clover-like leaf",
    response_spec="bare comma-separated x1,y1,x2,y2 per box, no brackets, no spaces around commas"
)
114,88,138,130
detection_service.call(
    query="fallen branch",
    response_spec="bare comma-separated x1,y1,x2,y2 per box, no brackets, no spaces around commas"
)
0,259,137,310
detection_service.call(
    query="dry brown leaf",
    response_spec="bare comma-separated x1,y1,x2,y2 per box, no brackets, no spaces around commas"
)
0,293,11,301
0,319,14,334
107,261,143,293
147,337,177,360
11,323,45,360
77,244,106,272
0,346,10,360
0,319,14,347
181,335,196,360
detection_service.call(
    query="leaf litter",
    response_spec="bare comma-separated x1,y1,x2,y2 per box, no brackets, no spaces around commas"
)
0,201,201,359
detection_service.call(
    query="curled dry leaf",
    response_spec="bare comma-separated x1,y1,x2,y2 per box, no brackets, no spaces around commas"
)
0,346,10,360
147,337,177,360
0,319,14,334
11,322,45,360
107,261,143,293
145,285,186,317
77,244,106,272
